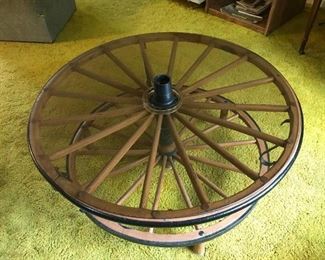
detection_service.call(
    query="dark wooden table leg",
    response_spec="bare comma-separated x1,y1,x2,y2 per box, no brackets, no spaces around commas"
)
299,0,323,54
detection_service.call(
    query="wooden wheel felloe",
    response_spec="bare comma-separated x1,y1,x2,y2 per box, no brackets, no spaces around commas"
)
28,33,303,247
86,204,255,248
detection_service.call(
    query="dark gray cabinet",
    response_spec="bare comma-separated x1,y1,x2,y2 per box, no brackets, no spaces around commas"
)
0,0,76,42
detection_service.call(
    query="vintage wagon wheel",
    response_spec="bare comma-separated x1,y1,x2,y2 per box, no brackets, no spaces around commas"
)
67,97,264,247
28,32,303,249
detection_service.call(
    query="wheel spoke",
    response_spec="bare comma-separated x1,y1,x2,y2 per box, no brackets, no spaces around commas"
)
180,108,286,147
109,156,149,177
174,113,259,180
148,155,167,233
103,49,147,89
139,40,154,85
39,105,143,126
116,110,152,144
181,56,248,95
75,155,149,188
196,172,227,198
169,157,194,208
189,155,241,173
183,101,289,112
116,156,161,205
182,114,239,145
179,99,212,137
152,156,168,210
50,90,142,104
183,77,274,101
89,124,144,144
116,173,146,205
217,139,257,147
185,140,256,150
178,116,197,137
167,38,178,78
140,115,163,208
73,66,141,95
49,111,148,161
174,155,228,198
88,123,105,131
76,148,150,157
133,121,153,142
166,115,209,208
176,44,214,89
85,114,155,193
169,157,200,230
185,144,210,150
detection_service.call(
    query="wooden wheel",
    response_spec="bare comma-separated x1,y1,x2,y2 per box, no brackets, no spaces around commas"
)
68,99,264,247
86,204,255,248
28,33,303,230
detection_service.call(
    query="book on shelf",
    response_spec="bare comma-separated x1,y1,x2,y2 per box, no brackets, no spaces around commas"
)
236,0,272,15
220,3,262,23
236,0,265,8
220,0,272,24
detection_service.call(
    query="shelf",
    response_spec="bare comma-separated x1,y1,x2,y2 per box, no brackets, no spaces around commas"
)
207,5,269,34
205,0,306,35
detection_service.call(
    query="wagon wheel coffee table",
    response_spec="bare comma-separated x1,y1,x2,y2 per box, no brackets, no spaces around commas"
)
28,32,303,254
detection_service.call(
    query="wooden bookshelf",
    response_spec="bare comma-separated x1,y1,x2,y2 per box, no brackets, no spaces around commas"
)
205,0,306,35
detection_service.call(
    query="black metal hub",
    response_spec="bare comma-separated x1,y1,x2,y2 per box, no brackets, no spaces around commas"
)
149,74,179,110
147,75,178,156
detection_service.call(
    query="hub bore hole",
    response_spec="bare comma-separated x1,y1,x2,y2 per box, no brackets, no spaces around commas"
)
154,75,170,85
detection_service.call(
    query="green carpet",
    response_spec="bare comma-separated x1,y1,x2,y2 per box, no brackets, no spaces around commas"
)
0,1,324,259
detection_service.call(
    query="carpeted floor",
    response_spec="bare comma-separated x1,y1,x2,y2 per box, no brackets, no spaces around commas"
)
0,1,324,259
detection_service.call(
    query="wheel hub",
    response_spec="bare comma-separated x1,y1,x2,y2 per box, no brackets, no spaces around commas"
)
143,74,182,114
150,74,178,109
